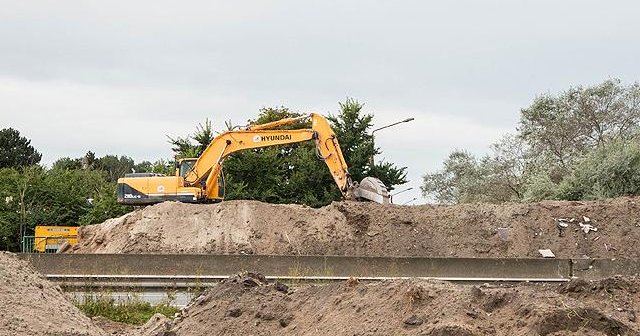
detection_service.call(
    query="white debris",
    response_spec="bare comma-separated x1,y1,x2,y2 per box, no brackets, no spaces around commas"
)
538,249,555,258
579,222,598,234
583,216,591,223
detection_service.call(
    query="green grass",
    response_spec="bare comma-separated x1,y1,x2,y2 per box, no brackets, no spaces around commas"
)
74,294,180,325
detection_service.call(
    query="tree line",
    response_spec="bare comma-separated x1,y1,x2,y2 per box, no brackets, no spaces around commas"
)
0,98,407,251
422,79,640,203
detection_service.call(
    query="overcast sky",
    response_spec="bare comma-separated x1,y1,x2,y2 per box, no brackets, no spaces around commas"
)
1,1,639,204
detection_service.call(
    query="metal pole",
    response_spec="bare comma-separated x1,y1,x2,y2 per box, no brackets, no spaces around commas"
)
370,118,414,167
390,187,413,204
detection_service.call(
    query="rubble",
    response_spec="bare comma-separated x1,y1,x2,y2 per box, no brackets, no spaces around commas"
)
538,249,555,258
580,222,598,233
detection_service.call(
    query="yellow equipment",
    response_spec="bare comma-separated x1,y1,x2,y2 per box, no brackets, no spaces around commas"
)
33,225,78,252
117,113,390,205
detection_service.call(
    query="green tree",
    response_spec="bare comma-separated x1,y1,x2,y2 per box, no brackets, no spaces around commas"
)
328,98,408,189
423,79,640,204
520,79,640,179
525,140,640,201
223,107,306,203
0,159,137,251
0,168,24,251
79,182,132,225
149,159,175,175
421,134,527,204
52,157,83,170
95,155,135,182
0,128,42,169
168,119,215,159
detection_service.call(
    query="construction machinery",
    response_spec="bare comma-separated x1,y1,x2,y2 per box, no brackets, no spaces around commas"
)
117,113,390,205
21,226,78,253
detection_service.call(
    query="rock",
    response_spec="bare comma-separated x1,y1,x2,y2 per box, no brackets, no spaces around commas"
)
470,286,484,299
345,277,360,287
158,331,177,336
232,271,268,288
558,278,589,293
538,249,555,258
137,313,173,336
465,309,479,319
404,314,423,326
579,223,598,234
274,281,289,293
227,308,242,318
496,228,510,241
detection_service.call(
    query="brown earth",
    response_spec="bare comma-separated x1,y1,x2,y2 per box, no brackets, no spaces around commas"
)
91,316,138,336
146,273,640,336
0,252,105,336
70,197,640,258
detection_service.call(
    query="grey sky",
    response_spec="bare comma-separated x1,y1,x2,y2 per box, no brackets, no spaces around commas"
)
1,1,639,204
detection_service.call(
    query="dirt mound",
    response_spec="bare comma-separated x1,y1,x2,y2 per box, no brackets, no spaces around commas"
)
70,197,640,258
0,252,105,336
143,275,640,336
559,276,640,297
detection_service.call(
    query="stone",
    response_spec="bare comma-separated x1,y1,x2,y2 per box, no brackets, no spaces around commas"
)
538,249,555,258
403,314,423,326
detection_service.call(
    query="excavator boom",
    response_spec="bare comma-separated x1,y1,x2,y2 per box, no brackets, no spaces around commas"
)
117,113,390,205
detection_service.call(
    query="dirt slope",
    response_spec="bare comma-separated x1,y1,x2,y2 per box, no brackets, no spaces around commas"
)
148,274,640,336
0,252,105,336
70,197,640,258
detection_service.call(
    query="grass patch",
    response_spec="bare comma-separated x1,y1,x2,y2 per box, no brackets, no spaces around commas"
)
74,294,179,325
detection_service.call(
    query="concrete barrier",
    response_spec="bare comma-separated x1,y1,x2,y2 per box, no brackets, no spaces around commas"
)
572,258,640,279
17,254,570,280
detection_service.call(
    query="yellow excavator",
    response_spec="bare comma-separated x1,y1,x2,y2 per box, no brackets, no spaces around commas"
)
117,113,390,205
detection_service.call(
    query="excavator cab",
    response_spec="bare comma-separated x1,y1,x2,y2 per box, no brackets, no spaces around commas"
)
176,158,225,201
177,158,197,178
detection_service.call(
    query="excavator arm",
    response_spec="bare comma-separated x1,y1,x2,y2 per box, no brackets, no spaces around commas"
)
117,113,390,205
184,113,357,200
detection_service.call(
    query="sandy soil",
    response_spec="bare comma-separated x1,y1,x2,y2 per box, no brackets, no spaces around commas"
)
70,197,640,258
145,273,640,336
0,252,105,336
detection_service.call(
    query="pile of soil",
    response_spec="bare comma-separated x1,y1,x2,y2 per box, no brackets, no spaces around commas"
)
147,274,640,336
70,197,640,258
0,252,105,336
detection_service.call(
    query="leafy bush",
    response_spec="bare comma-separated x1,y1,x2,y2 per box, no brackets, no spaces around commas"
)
556,141,640,200
74,293,179,325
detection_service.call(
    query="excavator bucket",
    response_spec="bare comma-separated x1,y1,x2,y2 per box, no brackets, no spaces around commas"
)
351,177,390,204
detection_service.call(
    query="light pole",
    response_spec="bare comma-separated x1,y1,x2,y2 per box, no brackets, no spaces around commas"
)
370,117,414,167
390,187,413,204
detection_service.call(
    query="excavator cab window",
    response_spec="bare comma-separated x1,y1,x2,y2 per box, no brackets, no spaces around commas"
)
179,159,197,178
